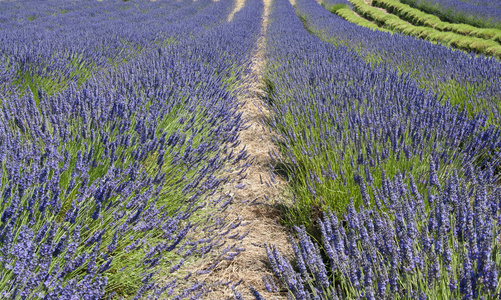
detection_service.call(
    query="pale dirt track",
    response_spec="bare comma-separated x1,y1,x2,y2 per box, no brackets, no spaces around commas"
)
197,0,294,298
227,0,246,21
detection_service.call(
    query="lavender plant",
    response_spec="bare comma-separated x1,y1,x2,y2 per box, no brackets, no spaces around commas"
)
268,170,501,299
264,0,501,227
0,0,263,298
0,0,236,101
297,0,501,123
262,0,501,298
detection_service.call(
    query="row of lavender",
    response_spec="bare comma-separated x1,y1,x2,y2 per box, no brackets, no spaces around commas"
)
399,0,501,29
0,0,221,100
261,0,501,298
304,0,501,123
0,0,262,298
460,0,500,8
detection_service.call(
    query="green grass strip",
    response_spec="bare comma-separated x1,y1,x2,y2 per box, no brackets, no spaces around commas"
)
324,3,388,31
348,0,501,58
372,0,501,42
400,0,501,29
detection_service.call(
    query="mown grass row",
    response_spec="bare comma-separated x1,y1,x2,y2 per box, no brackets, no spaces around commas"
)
325,3,387,31
372,0,501,42
400,0,501,30
347,0,501,58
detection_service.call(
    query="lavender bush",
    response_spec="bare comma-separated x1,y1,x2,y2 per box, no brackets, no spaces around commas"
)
261,0,501,297
0,0,227,100
297,0,501,123
268,170,501,299
264,0,501,226
0,0,263,298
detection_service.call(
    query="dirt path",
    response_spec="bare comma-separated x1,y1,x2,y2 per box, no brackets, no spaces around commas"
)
227,0,246,21
198,0,293,298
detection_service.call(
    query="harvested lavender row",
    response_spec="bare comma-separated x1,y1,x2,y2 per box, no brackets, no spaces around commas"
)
399,0,501,29
295,0,501,121
263,0,501,297
0,0,263,298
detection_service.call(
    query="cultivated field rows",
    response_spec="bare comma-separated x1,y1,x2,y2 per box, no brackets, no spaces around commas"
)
0,0,501,299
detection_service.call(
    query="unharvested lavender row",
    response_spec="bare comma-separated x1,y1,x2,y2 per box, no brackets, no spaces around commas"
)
267,173,501,299
0,0,263,298
267,0,501,224
459,0,500,8
0,0,227,100
262,0,501,298
296,0,501,122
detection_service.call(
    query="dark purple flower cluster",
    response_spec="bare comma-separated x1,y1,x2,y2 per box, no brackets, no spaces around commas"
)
0,57,16,97
268,171,501,299
0,0,263,298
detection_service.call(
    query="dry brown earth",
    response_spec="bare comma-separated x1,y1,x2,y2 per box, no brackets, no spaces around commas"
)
196,0,294,298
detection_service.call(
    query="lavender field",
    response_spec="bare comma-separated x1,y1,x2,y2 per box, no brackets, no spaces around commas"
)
0,0,501,299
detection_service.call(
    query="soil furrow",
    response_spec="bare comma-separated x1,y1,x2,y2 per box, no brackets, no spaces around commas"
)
199,0,293,298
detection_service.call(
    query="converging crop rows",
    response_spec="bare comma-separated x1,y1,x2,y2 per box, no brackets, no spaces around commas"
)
0,0,500,299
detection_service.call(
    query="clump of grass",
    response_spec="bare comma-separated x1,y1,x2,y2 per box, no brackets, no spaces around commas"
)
333,5,386,31
326,3,350,13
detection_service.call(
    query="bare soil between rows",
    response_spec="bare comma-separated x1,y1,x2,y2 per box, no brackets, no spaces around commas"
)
197,0,294,298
